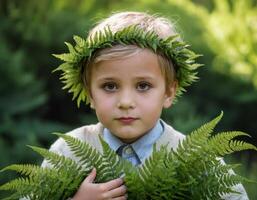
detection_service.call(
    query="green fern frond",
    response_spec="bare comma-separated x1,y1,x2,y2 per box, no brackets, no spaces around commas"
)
28,145,82,174
138,145,182,200
98,136,133,182
1,164,42,178
53,133,103,180
138,145,165,183
0,166,68,200
174,111,224,164
0,177,34,200
209,131,256,156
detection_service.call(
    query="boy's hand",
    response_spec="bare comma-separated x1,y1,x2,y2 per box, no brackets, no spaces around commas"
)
72,168,127,200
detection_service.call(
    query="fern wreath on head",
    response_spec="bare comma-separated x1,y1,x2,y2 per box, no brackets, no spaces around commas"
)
53,25,202,107
0,112,256,199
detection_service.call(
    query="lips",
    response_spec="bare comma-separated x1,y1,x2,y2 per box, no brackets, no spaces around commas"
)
117,117,138,124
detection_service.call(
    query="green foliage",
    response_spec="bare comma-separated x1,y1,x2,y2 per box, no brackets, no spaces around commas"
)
0,2,95,197
54,24,202,107
202,0,257,87
0,4,59,176
0,135,129,200
0,113,256,199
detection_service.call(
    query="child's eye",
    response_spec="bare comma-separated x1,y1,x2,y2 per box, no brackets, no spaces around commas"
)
102,82,118,92
137,82,152,91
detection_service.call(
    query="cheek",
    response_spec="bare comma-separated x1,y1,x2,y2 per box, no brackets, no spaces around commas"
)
93,102,112,125
138,95,164,114
92,95,115,116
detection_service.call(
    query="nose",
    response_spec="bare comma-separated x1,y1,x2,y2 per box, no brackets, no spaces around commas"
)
117,89,135,109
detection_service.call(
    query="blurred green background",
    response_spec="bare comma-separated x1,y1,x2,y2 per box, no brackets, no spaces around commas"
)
0,0,256,198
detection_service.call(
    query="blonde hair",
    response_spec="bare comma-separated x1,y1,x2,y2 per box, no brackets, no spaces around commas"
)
83,11,178,92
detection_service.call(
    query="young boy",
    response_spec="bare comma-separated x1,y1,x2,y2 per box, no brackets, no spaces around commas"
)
47,11,249,200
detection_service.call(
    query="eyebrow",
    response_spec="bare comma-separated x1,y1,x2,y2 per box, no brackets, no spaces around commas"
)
134,76,155,80
95,77,156,84
95,77,116,82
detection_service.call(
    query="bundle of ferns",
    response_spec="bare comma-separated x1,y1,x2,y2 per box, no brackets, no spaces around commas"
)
1,112,256,200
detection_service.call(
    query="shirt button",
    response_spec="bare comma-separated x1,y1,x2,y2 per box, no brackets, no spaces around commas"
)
124,146,133,155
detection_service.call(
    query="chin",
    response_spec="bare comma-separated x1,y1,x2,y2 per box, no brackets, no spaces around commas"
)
119,136,137,144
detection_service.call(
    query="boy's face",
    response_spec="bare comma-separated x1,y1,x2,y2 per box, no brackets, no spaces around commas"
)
89,49,176,143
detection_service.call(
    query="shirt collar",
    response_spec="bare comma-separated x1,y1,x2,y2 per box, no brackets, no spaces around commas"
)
103,120,164,162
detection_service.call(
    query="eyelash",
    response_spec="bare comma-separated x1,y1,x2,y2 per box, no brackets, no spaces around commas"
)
136,82,152,91
101,82,152,92
101,82,117,92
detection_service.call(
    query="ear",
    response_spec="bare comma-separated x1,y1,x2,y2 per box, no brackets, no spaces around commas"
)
163,81,177,108
90,101,95,109
86,87,95,109
88,95,95,109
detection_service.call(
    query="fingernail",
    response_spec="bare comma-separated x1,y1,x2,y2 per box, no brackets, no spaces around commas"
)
120,173,125,178
91,168,96,174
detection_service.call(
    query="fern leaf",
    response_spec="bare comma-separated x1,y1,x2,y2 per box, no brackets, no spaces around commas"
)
209,131,257,156
53,53,76,63
175,111,224,163
98,136,130,182
1,164,48,179
53,133,104,182
28,145,81,172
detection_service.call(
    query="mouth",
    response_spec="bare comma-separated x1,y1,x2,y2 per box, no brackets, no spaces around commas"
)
117,117,138,124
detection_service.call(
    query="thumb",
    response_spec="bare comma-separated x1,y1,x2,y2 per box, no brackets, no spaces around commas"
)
84,168,96,183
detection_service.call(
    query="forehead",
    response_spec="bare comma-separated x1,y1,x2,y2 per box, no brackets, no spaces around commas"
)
91,49,163,79
93,45,147,63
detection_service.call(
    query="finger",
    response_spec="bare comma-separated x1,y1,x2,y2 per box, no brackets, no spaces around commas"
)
100,178,124,191
112,195,128,200
84,168,96,183
105,184,127,198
